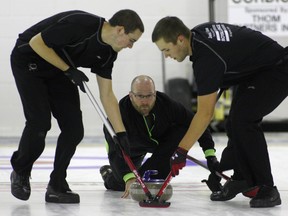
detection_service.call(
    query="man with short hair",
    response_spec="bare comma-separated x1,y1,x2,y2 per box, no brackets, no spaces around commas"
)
152,16,288,208
10,9,144,203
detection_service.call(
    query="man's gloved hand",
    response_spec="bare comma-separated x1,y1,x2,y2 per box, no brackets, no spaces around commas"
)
201,173,222,192
206,156,220,172
114,132,131,156
170,147,188,177
204,149,220,173
64,67,89,92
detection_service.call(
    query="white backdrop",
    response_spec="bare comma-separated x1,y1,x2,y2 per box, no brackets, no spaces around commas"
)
0,0,287,138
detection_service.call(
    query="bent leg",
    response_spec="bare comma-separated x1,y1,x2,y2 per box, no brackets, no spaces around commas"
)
47,74,84,191
229,70,288,187
11,60,51,176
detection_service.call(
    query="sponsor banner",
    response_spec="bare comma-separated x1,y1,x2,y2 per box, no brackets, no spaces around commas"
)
228,0,288,36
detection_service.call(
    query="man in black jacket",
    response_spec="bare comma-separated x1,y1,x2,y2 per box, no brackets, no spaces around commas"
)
100,75,219,198
10,9,144,204
152,16,288,208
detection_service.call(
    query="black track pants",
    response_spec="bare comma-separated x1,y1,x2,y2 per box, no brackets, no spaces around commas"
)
226,62,288,187
10,55,84,190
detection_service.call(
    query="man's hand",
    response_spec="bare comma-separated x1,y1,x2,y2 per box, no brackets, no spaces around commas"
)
114,132,131,156
201,173,222,192
206,156,220,173
170,147,188,177
204,149,220,173
64,67,89,92
121,178,136,198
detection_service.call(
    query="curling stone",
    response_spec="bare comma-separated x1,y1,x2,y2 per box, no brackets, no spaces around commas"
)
130,170,173,202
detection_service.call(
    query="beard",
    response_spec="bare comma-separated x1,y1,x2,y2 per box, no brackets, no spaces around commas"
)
136,105,151,116
132,100,155,116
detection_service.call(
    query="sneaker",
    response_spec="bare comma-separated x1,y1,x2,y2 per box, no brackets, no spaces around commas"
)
10,171,31,201
250,185,281,208
45,185,80,203
100,165,112,181
210,179,249,201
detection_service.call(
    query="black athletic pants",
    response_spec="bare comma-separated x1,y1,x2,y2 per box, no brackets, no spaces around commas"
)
10,54,84,191
225,60,288,187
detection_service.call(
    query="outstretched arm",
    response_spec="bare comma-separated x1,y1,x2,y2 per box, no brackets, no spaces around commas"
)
170,91,218,176
179,91,218,150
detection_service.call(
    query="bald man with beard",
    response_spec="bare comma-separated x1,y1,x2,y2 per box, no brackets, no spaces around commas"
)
100,75,218,198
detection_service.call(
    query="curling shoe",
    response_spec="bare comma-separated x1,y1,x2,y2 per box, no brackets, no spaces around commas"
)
250,186,281,208
10,171,31,201
100,165,112,181
210,179,249,201
45,185,80,203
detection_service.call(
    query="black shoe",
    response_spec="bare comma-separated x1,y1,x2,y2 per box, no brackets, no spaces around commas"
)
10,171,31,201
100,165,112,181
250,186,281,208
45,185,80,203
202,173,222,192
210,179,249,201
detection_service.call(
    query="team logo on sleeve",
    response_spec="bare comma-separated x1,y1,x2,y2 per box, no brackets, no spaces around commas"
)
206,24,232,42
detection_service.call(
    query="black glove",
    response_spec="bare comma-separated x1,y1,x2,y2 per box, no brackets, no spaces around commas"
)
114,132,131,156
170,147,188,177
204,149,220,173
64,67,89,92
206,156,220,173
202,173,222,192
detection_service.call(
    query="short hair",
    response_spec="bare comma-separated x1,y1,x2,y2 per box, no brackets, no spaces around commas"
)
152,16,190,44
109,9,144,34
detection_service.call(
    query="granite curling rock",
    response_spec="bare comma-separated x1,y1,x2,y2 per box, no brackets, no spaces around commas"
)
129,170,173,202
